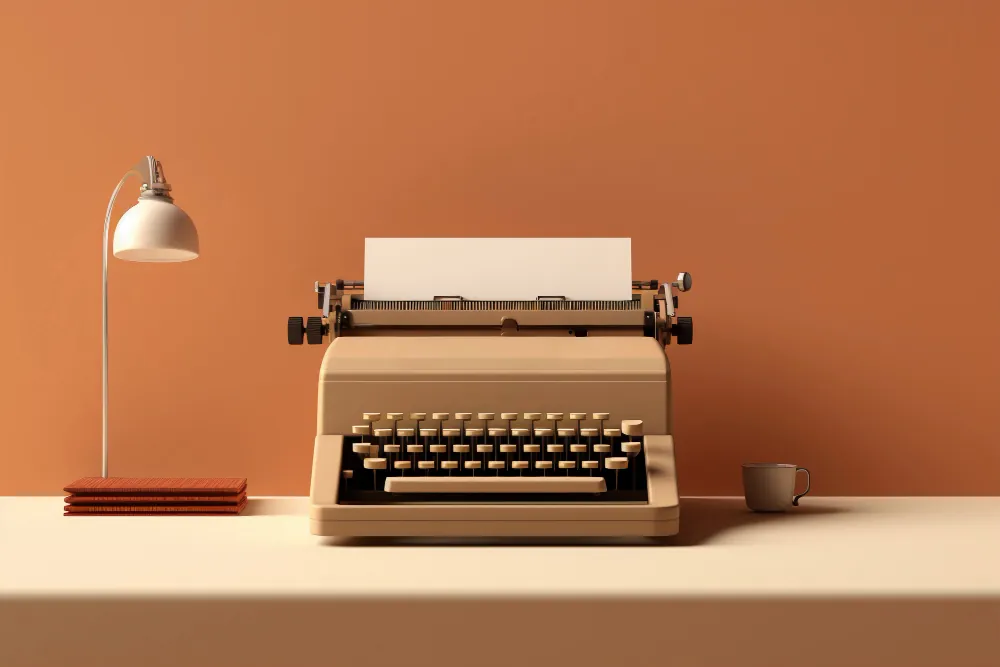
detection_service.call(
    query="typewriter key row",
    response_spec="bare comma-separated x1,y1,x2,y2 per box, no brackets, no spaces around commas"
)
352,415,642,437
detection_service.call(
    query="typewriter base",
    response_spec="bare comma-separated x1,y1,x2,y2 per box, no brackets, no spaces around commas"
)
310,516,678,538
309,434,680,538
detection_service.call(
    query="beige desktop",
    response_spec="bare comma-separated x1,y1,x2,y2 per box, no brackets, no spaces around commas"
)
288,239,694,537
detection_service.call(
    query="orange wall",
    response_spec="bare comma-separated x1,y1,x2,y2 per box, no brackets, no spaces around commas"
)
1,1,998,496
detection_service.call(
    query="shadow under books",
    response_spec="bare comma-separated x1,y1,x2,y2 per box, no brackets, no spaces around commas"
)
321,497,847,547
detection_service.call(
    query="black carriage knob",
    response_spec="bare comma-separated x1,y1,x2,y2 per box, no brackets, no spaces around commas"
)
671,316,693,345
287,317,306,345
306,316,328,345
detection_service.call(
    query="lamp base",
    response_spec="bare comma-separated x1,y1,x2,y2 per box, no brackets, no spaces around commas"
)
63,477,247,516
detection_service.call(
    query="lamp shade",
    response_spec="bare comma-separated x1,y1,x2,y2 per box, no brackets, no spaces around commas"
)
113,196,199,262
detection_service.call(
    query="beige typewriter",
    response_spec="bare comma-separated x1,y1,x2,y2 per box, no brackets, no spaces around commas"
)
288,243,693,537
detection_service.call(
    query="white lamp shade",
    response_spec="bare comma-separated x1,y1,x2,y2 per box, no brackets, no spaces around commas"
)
113,197,199,262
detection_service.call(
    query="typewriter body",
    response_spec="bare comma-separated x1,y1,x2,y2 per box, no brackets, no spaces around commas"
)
288,270,694,537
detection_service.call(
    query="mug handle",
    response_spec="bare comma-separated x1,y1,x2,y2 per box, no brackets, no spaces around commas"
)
792,467,811,506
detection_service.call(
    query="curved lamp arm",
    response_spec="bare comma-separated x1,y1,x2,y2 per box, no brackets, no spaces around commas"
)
101,155,172,477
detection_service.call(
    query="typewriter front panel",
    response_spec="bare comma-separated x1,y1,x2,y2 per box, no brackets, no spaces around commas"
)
317,336,670,434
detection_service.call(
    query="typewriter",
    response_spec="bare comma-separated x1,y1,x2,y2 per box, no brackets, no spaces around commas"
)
288,253,694,537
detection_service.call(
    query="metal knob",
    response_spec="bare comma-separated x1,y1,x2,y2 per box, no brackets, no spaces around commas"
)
287,317,305,345
671,316,693,345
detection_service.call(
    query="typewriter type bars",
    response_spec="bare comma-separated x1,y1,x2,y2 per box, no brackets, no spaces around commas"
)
342,412,646,502
289,277,693,345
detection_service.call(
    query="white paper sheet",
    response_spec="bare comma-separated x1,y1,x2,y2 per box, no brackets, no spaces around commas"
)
363,238,632,301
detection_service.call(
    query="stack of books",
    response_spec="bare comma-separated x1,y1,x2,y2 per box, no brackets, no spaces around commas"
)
63,477,248,515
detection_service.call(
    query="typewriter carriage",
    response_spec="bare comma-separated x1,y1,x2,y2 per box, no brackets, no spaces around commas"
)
289,274,692,346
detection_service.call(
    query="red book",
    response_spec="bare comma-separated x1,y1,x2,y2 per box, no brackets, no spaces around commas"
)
64,477,247,496
65,496,248,515
65,492,246,505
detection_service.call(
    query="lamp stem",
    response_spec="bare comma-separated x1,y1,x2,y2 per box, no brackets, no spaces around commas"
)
102,172,134,478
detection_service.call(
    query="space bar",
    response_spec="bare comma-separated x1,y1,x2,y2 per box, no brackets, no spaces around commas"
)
384,477,607,494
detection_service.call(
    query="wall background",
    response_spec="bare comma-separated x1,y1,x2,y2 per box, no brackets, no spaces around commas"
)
1,1,997,496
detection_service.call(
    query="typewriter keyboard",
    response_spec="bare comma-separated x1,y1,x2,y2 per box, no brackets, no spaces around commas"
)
337,413,648,503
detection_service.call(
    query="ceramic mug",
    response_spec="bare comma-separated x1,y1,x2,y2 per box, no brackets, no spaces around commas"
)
742,463,811,512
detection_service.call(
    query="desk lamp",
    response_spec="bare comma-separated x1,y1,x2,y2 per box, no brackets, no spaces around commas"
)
62,159,245,515
101,156,198,477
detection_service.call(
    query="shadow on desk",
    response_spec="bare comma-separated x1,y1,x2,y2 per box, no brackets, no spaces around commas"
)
243,498,305,516
323,497,847,547
656,497,846,546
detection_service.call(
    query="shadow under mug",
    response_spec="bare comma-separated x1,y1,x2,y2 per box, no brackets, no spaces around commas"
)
742,463,811,512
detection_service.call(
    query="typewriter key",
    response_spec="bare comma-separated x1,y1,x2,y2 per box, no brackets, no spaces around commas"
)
621,419,643,437
605,457,628,470
605,456,628,490
622,442,642,455
622,442,641,488
364,457,387,490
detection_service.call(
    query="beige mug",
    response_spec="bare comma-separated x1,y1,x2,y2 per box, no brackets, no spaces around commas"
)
742,463,811,512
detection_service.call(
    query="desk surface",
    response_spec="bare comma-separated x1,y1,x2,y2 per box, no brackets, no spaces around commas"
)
2,495,999,598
